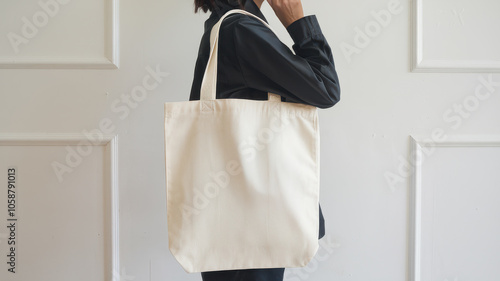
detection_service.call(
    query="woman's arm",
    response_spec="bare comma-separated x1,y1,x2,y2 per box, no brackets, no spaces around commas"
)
267,0,304,28
232,14,341,109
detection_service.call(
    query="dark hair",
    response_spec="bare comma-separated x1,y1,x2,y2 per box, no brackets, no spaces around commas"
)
194,0,247,13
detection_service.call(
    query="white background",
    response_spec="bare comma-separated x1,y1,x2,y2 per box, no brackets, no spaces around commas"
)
0,0,499,280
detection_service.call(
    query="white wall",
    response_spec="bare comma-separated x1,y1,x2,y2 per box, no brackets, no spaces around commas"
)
0,0,499,280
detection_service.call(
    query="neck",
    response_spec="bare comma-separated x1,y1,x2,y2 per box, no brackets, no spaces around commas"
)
253,0,264,9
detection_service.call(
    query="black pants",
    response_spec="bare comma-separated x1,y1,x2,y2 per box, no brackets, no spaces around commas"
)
201,268,285,281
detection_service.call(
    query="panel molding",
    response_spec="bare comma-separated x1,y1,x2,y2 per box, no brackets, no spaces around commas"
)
411,0,500,73
0,0,120,69
0,133,120,280
408,135,500,281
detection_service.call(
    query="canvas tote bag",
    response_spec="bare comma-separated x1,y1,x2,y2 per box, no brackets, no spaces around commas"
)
164,8,320,273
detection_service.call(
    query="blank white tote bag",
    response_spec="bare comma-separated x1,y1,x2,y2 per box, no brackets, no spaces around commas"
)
164,9,320,273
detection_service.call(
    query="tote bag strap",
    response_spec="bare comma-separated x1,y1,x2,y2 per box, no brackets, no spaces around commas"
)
199,9,282,102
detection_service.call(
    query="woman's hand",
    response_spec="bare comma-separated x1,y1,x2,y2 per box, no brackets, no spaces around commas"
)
266,0,304,28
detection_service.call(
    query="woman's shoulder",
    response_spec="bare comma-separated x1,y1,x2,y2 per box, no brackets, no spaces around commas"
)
217,12,277,48
219,13,272,35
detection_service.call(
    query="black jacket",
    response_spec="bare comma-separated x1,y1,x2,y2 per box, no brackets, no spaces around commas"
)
189,0,341,240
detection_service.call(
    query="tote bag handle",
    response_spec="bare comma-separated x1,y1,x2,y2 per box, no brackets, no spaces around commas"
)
199,9,282,102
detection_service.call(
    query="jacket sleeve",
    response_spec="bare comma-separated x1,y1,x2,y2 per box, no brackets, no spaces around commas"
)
232,15,341,109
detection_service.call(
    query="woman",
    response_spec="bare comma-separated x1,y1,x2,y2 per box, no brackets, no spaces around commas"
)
189,0,341,280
